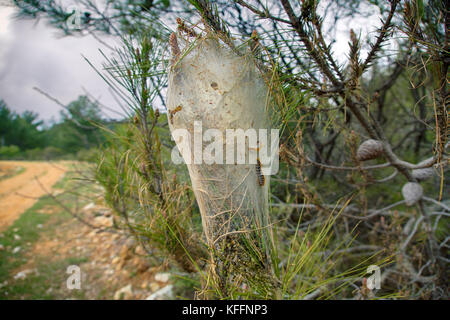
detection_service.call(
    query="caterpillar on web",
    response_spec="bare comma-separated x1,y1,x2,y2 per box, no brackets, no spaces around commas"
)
256,158,265,186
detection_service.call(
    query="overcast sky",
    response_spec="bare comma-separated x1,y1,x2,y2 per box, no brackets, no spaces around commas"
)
0,5,124,123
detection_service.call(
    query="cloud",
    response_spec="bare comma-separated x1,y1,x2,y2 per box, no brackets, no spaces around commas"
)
0,7,125,123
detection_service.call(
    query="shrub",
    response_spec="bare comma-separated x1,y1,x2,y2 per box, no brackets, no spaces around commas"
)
0,145,20,159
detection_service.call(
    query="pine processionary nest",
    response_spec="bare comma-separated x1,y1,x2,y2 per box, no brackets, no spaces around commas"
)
166,32,275,268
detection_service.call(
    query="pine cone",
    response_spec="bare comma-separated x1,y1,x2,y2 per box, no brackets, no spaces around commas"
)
356,139,384,161
401,182,423,206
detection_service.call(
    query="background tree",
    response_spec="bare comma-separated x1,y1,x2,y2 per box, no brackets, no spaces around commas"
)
46,95,104,153
0,96,104,160
0,100,44,150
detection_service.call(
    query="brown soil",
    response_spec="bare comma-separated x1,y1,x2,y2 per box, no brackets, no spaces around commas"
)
0,161,68,231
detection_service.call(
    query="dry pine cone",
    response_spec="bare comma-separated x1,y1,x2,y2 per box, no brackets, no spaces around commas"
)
401,182,423,206
356,139,384,161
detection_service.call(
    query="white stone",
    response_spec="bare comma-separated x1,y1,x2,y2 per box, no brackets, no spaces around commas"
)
82,202,96,211
154,272,170,283
14,269,35,280
145,285,173,300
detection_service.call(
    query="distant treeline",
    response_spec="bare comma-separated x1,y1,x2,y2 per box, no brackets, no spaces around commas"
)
0,96,107,161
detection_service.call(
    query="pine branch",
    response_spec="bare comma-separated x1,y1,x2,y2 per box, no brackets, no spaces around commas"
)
360,0,400,73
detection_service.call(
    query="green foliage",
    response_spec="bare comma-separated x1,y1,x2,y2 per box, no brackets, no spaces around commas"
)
0,96,105,161
13,0,184,37
46,96,104,153
0,100,45,151
0,145,20,159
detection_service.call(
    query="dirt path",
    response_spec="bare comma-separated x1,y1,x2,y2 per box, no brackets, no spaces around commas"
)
0,162,177,300
0,161,68,231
